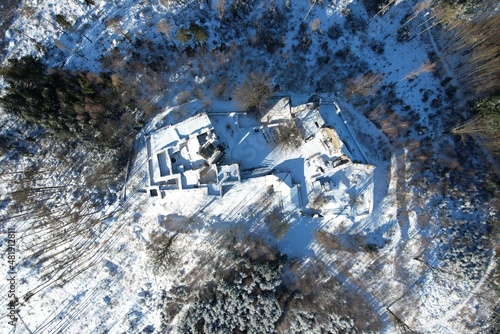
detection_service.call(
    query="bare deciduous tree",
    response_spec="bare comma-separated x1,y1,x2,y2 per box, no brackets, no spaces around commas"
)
233,72,272,113
345,72,382,99
148,232,179,275
110,73,123,91
266,207,290,240
275,121,302,151
399,60,435,82
309,191,328,210
436,1,500,96
216,0,226,20
157,19,182,53
314,229,341,251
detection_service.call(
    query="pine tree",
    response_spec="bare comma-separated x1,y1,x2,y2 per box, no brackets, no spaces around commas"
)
0,56,139,152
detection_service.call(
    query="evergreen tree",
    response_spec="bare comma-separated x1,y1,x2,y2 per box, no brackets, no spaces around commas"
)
0,56,140,155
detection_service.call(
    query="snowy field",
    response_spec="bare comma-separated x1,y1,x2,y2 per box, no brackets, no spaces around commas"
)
0,0,497,333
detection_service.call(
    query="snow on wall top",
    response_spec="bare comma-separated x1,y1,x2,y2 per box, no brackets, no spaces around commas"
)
149,112,213,153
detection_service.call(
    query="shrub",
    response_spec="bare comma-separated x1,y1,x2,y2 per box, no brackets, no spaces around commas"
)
216,0,226,19
176,90,191,104
344,10,368,34
314,230,341,251
189,23,208,44
176,28,193,43
192,88,204,100
309,192,329,210
176,28,192,43
369,39,385,54
105,16,121,28
310,18,321,32
327,23,343,40
213,80,227,97
110,73,123,91
157,19,173,40
334,46,351,62
256,28,285,54
176,23,208,45
55,14,72,29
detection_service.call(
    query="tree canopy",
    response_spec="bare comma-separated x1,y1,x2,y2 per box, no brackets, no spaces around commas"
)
0,56,141,164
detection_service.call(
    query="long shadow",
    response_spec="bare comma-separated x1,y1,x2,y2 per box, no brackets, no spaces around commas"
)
371,163,389,213
278,213,319,258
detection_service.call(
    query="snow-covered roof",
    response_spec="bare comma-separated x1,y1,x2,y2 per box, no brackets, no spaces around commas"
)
293,105,326,139
264,173,301,210
265,173,289,191
150,113,213,152
260,97,292,125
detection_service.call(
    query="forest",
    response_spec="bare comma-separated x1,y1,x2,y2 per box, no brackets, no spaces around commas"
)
0,0,498,333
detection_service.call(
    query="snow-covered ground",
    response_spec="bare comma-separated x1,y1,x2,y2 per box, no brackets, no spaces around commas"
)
0,0,497,333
